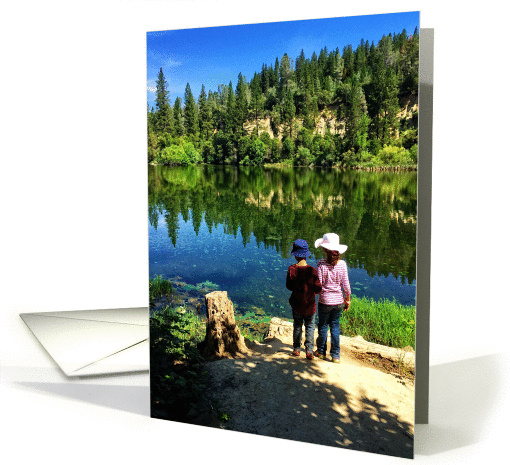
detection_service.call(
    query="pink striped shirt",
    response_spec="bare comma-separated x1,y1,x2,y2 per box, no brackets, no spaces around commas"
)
317,259,351,305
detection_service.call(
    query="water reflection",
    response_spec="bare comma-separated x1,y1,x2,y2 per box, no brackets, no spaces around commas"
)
148,165,417,314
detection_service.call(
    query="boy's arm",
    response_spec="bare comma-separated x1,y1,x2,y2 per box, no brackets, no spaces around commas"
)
286,267,296,291
312,267,322,294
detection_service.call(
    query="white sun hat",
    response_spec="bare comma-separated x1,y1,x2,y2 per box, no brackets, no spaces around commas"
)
314,233,348,254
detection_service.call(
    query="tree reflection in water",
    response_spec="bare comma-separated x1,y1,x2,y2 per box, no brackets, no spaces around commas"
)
148,165,417,314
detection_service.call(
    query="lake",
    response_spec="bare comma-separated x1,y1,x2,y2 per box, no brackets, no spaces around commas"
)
148,164,417,318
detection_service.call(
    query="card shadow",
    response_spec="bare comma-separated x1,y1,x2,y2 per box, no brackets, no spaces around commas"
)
415,354,506,456
15,354,504,456
16,374,150,417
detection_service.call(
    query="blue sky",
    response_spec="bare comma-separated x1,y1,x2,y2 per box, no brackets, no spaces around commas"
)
146,11,419,109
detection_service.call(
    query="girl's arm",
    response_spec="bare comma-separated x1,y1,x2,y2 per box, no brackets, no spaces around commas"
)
316,260,324,285
341,262,351,310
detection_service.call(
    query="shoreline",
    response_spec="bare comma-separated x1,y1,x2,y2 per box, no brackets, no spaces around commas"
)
151,276,416,350
149,161,417,171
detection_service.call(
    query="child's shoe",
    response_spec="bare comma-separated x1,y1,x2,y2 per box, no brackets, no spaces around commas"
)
332,357,340,363
313,351,326,360
292,348,301,356
306,350,314,360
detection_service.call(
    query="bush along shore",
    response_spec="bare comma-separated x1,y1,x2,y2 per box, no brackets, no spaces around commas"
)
149,276,415,421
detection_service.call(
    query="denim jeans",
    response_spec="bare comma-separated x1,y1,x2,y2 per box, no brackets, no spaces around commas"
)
292,311,316,352
315,302,342,359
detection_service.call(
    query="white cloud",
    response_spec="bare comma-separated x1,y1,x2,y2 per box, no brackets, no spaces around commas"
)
163,58,182,68
146,49,183,71
146,79,157,94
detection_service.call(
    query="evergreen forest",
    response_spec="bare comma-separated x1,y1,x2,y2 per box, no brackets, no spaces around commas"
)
147,28,419,168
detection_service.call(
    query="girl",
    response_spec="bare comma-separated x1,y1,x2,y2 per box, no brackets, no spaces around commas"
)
314,233,351,363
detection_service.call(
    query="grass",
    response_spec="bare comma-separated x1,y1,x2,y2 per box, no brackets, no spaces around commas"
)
232,297,415,350
149,275,174,302
342,296,415,349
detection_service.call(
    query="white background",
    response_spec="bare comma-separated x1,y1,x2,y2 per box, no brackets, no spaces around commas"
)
1,1,509,463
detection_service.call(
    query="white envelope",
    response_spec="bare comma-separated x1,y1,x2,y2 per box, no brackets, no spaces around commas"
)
20,308,149,377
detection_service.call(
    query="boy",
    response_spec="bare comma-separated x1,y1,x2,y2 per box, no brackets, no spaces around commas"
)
286,239,322,359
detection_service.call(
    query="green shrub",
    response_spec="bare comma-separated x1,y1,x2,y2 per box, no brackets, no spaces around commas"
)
360,150,375,163
342,148,358,165
295,146,314,166
182,142,202,164
281,136,294,160
269,138,281,162
157,133,174,150
160,145,190,165
409,144,418,163
150,306,207,421
368,138,382,156
402,129,418,149
377,145,413,165
201,141,215,164
259,131,272,147
248,138,266,165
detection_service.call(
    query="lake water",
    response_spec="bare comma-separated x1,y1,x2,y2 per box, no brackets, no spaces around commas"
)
148,164,417,318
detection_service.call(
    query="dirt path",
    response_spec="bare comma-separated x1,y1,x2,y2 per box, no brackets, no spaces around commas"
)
197,330,414,458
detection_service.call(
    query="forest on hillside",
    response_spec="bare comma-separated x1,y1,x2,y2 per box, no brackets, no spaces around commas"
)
147,28,419,168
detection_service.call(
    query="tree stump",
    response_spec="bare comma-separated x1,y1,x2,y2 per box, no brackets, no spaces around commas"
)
199,291,247,358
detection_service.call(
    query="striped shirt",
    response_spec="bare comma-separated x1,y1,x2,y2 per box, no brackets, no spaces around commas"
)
317,259,351,305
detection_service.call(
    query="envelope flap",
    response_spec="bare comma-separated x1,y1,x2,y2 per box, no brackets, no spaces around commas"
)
30,308,148,325
72,340,149,376
20,313,148,376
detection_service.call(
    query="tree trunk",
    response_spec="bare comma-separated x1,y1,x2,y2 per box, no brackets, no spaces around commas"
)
199,291,247,358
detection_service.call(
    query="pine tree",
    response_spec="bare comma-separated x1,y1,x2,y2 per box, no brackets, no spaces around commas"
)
273,57,280,88
379,67,400,143
225,82,236,135
173,97,184,137
198,85,213,139
183,83,198,136
250,73,263,136
261,64,270,94
279,53,293,91
281,88,296,136
368,52,400,144
310,52,319,94
342,45,354,81
354,43,368,81
344,74,369,152
235,73,249,135
155,68,173,133
295,49,307,89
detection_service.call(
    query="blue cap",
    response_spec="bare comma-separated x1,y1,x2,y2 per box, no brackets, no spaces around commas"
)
291,239,311,258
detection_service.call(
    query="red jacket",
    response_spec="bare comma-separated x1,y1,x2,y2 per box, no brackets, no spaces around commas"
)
286,264,322,316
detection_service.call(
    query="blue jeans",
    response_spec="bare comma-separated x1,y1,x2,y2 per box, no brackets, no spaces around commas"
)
316,303,342,359
292,311,316,352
